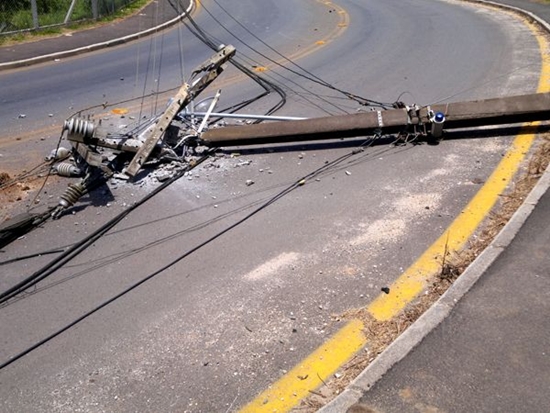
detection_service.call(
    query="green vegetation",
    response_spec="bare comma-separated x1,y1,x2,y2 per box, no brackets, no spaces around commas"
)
0,0,150,46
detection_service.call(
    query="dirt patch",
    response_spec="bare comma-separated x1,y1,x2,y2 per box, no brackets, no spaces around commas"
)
0,166,53,222
293,133,550,411
0,172,11,186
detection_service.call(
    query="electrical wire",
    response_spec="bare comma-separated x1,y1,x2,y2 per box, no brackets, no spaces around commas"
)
181,13,288,118
0,150,215,307
0,248,67,266
175,0,187,83
183,1,350,115
229,52,342,116
171,0,327,117
0,161,50,191
174,0,394,110
0,139,380,370
211,0,393,108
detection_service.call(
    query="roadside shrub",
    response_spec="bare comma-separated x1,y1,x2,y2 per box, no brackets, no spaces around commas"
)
0,0,139,33
10,10,34,30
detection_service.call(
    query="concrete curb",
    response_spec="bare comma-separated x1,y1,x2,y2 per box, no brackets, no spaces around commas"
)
322,146,550,413
471,0,550,33
0,1,194,71
319,2,550,411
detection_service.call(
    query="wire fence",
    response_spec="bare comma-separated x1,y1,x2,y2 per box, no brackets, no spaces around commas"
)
0,0,141,35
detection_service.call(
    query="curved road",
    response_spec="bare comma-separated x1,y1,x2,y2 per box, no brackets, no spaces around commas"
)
0,0,543,411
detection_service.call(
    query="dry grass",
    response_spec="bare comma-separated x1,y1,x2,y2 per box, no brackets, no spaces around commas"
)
293,134,550,412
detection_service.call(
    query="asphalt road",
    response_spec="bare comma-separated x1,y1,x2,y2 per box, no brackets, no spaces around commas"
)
0,0,543,411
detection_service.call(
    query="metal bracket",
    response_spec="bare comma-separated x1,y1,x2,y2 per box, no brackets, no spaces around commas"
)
124,45,236,177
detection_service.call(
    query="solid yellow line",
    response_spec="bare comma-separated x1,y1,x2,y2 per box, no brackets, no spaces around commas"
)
368,17,550,321
239,10,550,413
367,134,536,320
239,319,365,412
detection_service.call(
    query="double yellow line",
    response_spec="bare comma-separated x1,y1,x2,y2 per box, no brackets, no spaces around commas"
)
239,8,550,413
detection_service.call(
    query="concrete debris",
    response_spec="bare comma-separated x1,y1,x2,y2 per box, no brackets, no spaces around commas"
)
155,172,172,182
38,46,239,219
236,160,252,167
113,173,130,181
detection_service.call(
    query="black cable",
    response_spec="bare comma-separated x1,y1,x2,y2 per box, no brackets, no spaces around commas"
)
180,0,393,109
0,208,55,250
0,162,51,191
0,143,366,370
185,1,349,115
0,138,400,271
166,12,286,120
182,6,339,116
230,53,339,116
138,29,158,122
26,129,65,213
0,248,67,266
181,14,288,119
0,181,295,370
0,151,215,306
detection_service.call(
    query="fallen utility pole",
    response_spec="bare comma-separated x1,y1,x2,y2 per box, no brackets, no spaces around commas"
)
14,44,550,227
48,45,236,217
6,46,550,248
200,92,550,146
125,45,236,177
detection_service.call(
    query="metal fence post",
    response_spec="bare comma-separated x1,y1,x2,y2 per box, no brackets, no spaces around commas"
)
92,0,99,19
31,0,39,29
64,0,78,24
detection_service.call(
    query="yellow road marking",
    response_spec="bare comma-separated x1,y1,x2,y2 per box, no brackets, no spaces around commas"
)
369,16,550,321
368,133,537,320
239,9,550,412
239,319,365,412
3,0,349,149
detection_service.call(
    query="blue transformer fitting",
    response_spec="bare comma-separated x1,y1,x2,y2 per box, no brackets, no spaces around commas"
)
431,112,445,138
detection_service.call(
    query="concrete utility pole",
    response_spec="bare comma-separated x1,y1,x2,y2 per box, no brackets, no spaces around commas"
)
123,45,237,177
6,45,550,242
200,92,550,146
57,45,550,217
